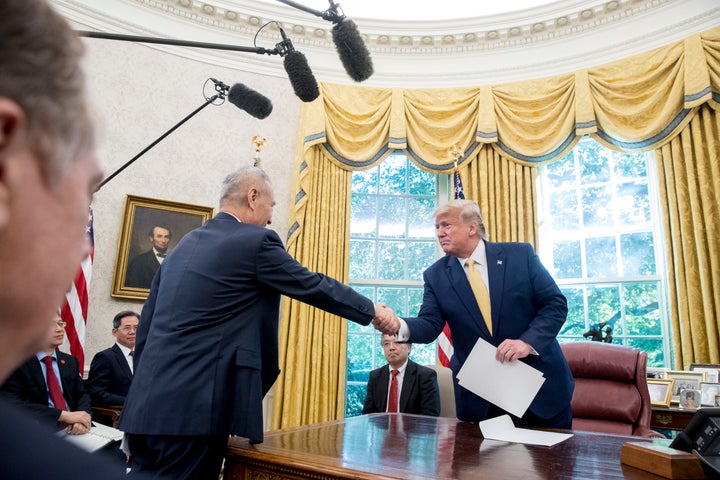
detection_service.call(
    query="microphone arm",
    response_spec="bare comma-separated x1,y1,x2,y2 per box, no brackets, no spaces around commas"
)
97,89,224,190
274,0,345,23
77,31,281,55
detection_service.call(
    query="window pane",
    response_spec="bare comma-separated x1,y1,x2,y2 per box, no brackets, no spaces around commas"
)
379,156,406,195
628,338,665,367
408,197,436,238
549,190,579,230
377,241,406,280
349,240,376,279
347,334,374,381
553,240,581,279
617,181,650,225
409,165,436,195
582,186,613,228
624,283,661,335
620,232,656,276
351,168,378,194
350,195,377,237
586,236,617,277
579,143,610,184
378,197,406,238
547,151,576,188
407,242,436,280
587,285,621,334
345,384,367,417
559,287,586,336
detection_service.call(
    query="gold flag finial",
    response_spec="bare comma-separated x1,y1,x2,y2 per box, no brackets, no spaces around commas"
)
450,145,462,168
251,135,267,167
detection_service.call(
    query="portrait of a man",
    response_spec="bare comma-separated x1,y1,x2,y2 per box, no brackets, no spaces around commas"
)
124,225,172,289
112,195,214,300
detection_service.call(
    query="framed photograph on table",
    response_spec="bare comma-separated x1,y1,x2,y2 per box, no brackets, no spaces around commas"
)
700,382,720,406
665,370,707,404
689,363,720,383
647,379,674,407
112,195,214,300
647,368,669,379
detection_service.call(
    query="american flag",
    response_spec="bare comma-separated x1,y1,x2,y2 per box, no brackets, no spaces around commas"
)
438,167,464,367
60,208,93,374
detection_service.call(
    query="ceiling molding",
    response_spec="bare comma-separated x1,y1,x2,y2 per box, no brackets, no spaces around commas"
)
52,0,720,87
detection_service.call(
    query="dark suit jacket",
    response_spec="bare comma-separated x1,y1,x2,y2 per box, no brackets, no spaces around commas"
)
119,213,375,443
125,249,160,289
0,398,132,480
86,344,133,406
0,351,92,427
404,241,574,422
362,359,440,416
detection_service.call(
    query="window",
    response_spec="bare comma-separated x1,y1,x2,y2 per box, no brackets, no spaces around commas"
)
538,139,669,366
345,153,441,417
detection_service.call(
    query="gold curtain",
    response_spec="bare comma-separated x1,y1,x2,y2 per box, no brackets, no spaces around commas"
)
272,26,720,430
656,104,720,367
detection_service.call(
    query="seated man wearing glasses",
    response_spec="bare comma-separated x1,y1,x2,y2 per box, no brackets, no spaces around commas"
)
86,310,139,408
0,313,92,434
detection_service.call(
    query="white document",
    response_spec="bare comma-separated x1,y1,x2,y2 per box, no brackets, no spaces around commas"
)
456,337,545,417
58,422,124,452
479,414,573,447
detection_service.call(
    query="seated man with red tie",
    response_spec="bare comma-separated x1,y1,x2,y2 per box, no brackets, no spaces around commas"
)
0,312,92,433
362,334,440,416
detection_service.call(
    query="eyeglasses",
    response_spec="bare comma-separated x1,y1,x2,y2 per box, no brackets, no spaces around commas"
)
55,321,67,328
117,325,138,332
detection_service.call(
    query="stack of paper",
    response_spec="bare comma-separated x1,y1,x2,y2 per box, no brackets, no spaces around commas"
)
58,422,124,452
456,337,545,418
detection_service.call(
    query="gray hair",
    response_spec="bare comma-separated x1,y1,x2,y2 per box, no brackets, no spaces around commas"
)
220,166,271,206
434,199,488,239
0,0,94,181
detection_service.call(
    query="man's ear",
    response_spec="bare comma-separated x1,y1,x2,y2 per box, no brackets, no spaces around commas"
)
247,187,259,210
0,98,27,231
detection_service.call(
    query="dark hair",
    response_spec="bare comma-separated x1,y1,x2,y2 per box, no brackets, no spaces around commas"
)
113,310,140,329
148,225,172,238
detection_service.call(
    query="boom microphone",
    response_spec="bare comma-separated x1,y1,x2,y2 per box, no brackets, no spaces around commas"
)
227,84,273,119
278,29,320,102
332,18,374,82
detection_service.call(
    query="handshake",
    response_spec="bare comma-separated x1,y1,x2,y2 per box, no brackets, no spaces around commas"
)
372,304,400,335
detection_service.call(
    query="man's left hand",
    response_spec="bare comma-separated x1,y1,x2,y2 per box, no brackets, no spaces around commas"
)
495,339,532,363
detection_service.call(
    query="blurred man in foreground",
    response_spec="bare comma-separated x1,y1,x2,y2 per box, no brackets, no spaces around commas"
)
0,1,131,478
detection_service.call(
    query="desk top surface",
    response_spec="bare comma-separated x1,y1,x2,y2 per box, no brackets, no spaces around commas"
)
226,414,668,480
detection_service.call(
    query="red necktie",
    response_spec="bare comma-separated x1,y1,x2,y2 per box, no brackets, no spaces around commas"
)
41,356,68,411
388,369,399,413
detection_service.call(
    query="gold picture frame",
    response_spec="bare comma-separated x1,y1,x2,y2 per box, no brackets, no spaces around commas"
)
112,195,214,300
664,370,707,404
647,378,674,407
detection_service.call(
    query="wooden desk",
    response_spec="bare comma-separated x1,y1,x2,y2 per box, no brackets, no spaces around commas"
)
225,414,668,479
651,407,695,431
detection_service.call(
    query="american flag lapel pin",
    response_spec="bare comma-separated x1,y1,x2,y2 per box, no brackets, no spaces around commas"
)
60,359,66,364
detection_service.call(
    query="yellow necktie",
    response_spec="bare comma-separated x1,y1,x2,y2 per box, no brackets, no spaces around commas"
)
465,259,492,334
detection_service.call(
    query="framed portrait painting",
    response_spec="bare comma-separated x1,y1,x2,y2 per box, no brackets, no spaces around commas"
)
112,195,214,300
647,379,674,407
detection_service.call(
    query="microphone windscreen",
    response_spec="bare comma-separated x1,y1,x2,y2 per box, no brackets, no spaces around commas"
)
283,50,320,102
332,19,374,82
227,84,273,119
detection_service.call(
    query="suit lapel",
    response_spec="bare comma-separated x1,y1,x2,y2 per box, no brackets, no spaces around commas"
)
111,344,133,379
28,358,47,394
398,361,416,412
377,366,390,410
484,241,507,335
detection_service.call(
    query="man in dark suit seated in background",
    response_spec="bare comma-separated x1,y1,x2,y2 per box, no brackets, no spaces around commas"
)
125,225,171,288
1,313,93,433
86,310,138,408
363,334,440,416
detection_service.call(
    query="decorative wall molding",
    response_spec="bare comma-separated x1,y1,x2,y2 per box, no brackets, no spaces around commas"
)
53,0,720,87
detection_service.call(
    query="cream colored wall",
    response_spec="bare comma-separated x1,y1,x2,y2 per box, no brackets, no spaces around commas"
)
82,38,301,368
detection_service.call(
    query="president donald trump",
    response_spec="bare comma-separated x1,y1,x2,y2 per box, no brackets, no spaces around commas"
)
396,199,574,428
